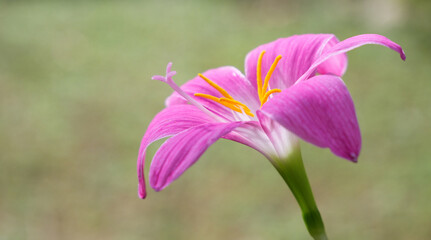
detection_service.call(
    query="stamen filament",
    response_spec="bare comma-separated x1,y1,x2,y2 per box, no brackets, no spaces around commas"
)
220,98,254,117
219,98,250,110
194,93,220,103
256,51,283,107
194,93,256,117
262,55,282,95
197,51,283,114
217,102,242,113
257,50,266,100
195,74,255,117
195,94,240,111
261,89,282,106
198,74,233,99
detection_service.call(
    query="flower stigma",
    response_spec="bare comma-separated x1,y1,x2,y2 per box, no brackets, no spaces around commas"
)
194,50,282,116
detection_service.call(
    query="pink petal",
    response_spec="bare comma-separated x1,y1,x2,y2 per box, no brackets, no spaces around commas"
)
245,34,346,89
297,34,406,83
165,66,260,117
256,111,299,159
149,121,243,191
223,121,277,159
137,105,212,198
316,36,348,76
259,75,361,161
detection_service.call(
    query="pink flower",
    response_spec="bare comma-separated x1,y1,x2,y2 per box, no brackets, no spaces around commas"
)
137,34,405,199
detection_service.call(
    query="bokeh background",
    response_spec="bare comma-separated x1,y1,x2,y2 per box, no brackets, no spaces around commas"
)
1,0,430,239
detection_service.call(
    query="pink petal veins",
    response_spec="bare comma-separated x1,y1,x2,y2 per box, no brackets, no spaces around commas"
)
149,121,243,191
137,105,212,198
245,34,346,89
260,75,361,162
297,34,406,83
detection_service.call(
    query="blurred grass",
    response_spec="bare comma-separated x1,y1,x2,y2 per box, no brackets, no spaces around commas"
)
0,0,430,239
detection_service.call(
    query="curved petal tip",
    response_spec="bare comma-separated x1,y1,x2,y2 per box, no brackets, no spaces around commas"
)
400,50,406,61
349,152,358,163
138,185,147,199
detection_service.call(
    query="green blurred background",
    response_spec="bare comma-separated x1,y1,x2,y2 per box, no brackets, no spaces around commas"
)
1,0,430,239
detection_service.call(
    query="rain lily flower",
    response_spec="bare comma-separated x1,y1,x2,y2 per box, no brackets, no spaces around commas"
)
137,34,405,239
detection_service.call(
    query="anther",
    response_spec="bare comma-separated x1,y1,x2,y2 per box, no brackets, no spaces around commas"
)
256,51,283,107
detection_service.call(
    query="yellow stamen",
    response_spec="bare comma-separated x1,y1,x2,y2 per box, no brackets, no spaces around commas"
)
219,98,250,110
261,89,282,106
195,93,240,111
194,93,255,117
194,93,220,103
262,55,282,95
256,50,266,100
256,51,283,107
219,98,254,117
193,51,282,117
198,73,233,99
241,109,255,117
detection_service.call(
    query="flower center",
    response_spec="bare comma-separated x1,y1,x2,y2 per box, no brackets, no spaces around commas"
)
194,50,282,117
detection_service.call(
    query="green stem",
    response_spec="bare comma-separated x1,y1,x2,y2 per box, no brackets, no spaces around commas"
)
271,147,328,240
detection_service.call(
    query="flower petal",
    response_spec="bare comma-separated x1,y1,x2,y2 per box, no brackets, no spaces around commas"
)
245,34,346,89
166,66,260,117
259,75,361,161
137,105,212,198
297,34,406,83
316,36,348,76
256,112,299,159
149,121,243,191
223,121,278,159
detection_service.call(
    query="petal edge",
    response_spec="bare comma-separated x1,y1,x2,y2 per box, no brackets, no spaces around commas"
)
297,34,405,83
137,105,212,198
149,121,243,191
260,75,361,161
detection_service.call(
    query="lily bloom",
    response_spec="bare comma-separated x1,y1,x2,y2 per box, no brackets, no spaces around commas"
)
137,34,405,239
